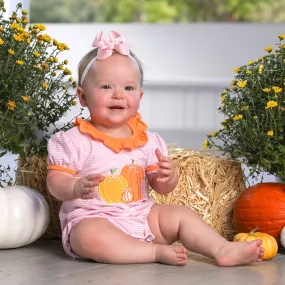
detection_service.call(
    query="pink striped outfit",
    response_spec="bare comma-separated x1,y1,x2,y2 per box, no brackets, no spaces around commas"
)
47,113,168,258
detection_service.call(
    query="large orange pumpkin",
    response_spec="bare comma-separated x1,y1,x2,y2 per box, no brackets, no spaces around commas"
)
121,160,144,202
98,169,128,203
234,182,285,245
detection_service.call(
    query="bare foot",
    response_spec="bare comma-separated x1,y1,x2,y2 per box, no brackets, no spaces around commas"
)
155,244,188,266
214,239,265,266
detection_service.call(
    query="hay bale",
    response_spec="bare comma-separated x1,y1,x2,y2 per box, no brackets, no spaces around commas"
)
149,148,245,241
16,156,62,240
16,149,245,241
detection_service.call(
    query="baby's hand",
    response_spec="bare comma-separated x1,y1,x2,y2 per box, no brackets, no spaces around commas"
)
155,149,175,183
73,174,104,199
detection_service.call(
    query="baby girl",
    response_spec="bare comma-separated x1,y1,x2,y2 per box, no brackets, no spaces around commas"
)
46,31,264,266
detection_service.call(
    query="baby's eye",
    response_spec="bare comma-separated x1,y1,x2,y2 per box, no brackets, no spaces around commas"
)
125,86,134,91
101,85,111,89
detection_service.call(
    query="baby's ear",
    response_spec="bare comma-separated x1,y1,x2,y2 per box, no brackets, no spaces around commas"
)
140,90,144,100
77,87,88,107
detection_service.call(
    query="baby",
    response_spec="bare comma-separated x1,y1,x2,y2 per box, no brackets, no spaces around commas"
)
46,31,264,266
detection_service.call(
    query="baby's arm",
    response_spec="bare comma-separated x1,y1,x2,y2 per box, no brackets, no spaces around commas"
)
47,170,104,201
147,149,178,195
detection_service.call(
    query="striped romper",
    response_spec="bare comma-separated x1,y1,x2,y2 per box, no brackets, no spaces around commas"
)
47,113,168,258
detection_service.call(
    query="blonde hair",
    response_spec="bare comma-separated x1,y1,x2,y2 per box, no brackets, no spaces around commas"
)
78,49,144,87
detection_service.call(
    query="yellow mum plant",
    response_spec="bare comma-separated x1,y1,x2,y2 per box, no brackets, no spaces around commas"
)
206,35,285,181
0,1,81,185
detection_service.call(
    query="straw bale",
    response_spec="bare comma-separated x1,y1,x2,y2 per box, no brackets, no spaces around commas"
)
149,148,245,240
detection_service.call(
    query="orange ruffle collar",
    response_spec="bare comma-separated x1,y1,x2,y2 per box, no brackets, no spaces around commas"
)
74,113,148,153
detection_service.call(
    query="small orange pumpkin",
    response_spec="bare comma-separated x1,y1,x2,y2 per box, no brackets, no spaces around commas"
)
121,160,144,202
98,169,128,203
234,182,285,245
121,188,134,204
233,227,278,260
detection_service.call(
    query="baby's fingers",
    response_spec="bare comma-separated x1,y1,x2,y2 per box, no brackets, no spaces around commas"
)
86,174,105,182
82,193,94,199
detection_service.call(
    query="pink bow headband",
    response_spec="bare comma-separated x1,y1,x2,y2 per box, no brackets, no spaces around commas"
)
80,31,131,86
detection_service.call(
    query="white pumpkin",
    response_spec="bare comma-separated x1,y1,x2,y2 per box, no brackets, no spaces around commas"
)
0,186,50,248
281,226,285,247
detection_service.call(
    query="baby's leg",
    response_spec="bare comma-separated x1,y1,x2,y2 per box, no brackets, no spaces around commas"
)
148,204,265,266
69,217,187,265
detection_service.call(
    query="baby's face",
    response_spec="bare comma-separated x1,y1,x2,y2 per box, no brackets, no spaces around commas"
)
81,53,143,128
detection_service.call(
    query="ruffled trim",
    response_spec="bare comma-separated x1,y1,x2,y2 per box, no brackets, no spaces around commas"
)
74,113,148,153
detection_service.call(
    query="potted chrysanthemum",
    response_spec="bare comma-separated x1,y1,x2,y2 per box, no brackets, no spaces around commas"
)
205,35,285,182
0,1,81,186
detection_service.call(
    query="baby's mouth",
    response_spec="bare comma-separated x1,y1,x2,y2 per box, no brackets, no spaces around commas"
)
109,106,125,110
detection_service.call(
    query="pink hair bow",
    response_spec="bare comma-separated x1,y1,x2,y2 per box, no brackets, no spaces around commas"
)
92,31,130,60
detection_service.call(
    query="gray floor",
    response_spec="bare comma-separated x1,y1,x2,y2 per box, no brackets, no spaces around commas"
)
1,240,284,285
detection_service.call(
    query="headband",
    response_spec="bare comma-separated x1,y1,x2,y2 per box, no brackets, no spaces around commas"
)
80,31,131,86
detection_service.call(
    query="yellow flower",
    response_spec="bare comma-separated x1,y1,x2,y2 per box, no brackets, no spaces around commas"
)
52,71,57,76
69,77,74,82
53,39,59,46
16,17,22,23
221,95,226,101
207,131,218,137
21,96,31,102
246,70,252,75
272,86,282,93
258,65,264,74
234,68,240,73
57,43,65,51
22,9,28,15
8,49,15,55
233,114,243,121
0,38,4,45
71,100,77,106
63,68,72,75
58,65,63,70
72,81,77,88
16,60,24,65
241,106,249,111
267,130,274,137
221,103,225,108
13,34,23,41
266,101,278,109
203,139,208,149
42,34,52,43
264,46,273,52
26,38,31,44
10,23,19,29
54,57,59,63
263,87,271,93
23,19,28,24
33,51,41,57
237,80,247,88
42,83,48,89
39,24,46,31
279,34,285,40
248,61,254,65
0,27,4,33
7,100,16,111
47,57,54,62
64,59,68,64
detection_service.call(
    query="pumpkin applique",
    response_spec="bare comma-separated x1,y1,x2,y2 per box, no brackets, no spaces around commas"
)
233,227,278,260
98,169,128,203
121,188,134,204
121,160,144,202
